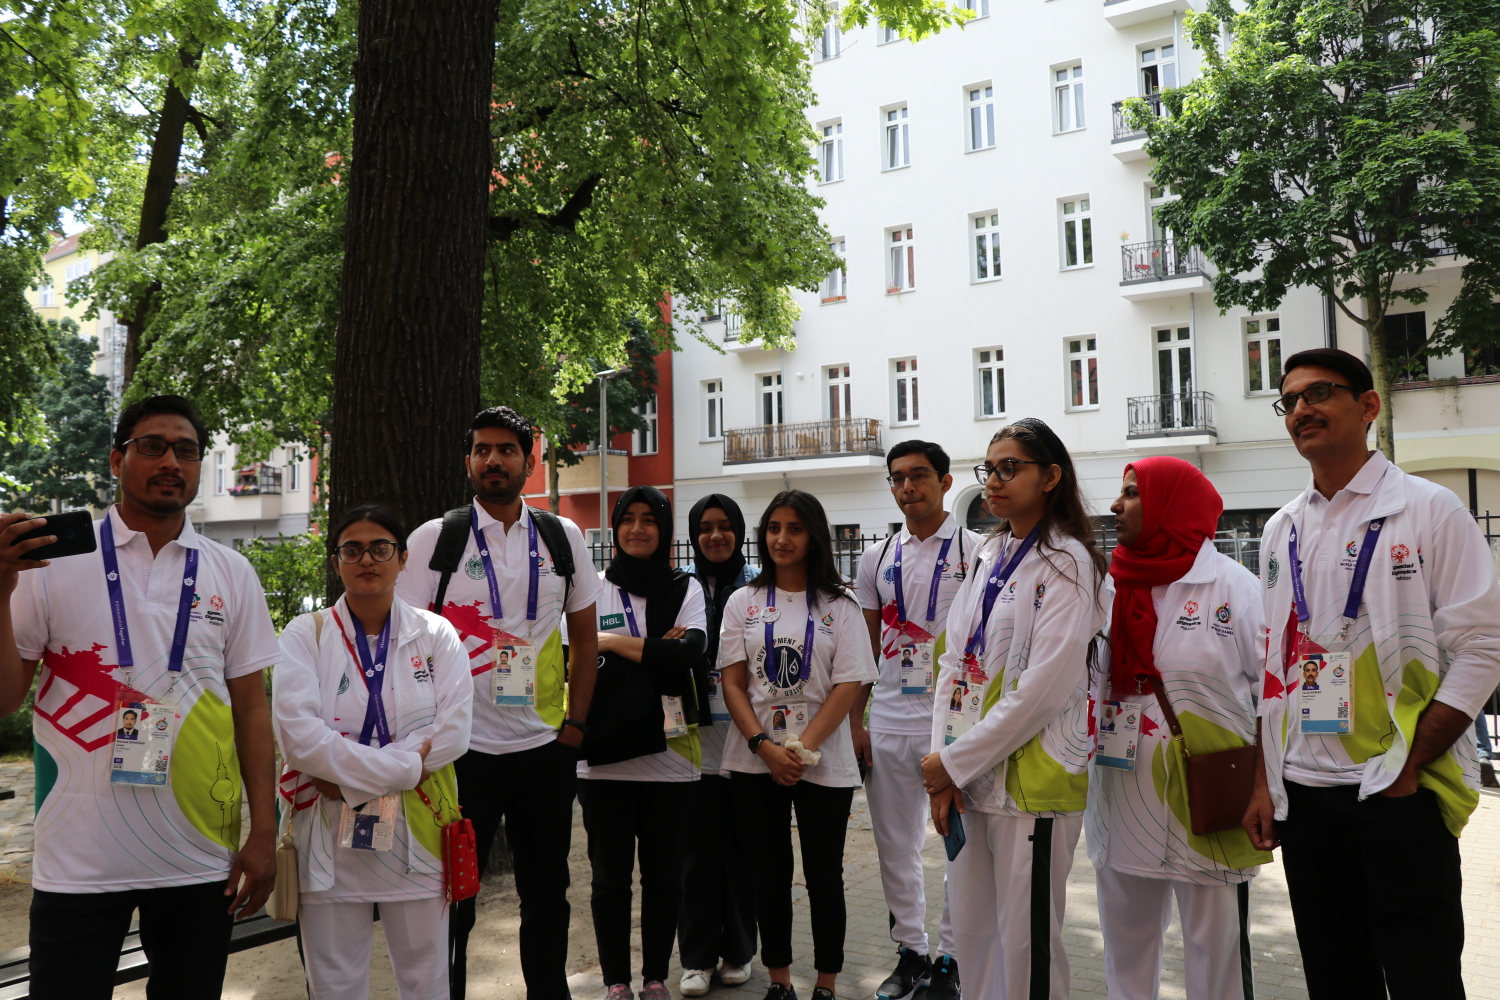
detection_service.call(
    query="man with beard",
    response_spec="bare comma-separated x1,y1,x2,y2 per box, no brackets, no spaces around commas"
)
397,405,600,1000
0,395,279,1000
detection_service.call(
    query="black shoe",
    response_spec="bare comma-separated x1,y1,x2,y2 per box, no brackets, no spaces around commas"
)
925,955,960,1000
812,990,836,1000
766,984,800,1000
875,948,931,1000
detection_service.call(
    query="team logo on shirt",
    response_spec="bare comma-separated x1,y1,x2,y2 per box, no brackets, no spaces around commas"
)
338,673,350,695
1034,583,1046,610
1391,543,1418,581
411,655,432,683
1267,554,1280,589
190,592,202,610
1215,603,1230,624
882,565,897,584
754,637,811,695
1177,601,1202,631
821,613,835,626
1391,543,1410,562
1211,603,1234,637
1184,601,1199,616
465,554,486,580
210,595,224,611
1346,540,1359,558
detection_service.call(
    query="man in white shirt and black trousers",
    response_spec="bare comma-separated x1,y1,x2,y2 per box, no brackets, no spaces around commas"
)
1244,348,1500,999
396,406,600,1000
853,441,980,1000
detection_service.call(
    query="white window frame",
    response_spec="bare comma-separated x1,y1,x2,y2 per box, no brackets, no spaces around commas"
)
966,84,995,151
972,211,1001,282
877,21,901,44
823,239,847,302
1053,62,1085,133
1139,42,1178,94
633,393,659,455
819,120,844,183
1244,316,1283,395
883,105,910,170
825,364,853,420
759,372,784,426
703,380,725,441
287,450,302,492
1060,198,1094,269
961,0,990,17
975,347,1006,419
36,276,54,307
892,357,920,425
214,451,227,495
1066,337,1100,410
814,10,842,61
886,226,915,293
64,259,91,286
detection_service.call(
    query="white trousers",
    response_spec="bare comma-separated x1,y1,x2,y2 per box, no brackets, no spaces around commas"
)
867,731,956,957
1095,865,1253,1000
300,896,450,1000
948,808,1081,1000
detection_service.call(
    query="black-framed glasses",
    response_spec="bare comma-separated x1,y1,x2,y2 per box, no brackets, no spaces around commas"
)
974,459,1042,484
886,469,935,489
1272,381,1356,416
121,436,203,462
334,540,399,564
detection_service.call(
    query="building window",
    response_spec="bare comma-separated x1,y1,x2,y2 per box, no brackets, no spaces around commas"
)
1155,325,1194,398
36,277,53,307
1140,43,1177,93
1384,311,1430,381
287,451,302,492
967,85,995,151
634,394,659,455
976,348,1005,417
1054,63,1085,133
814,11,841,61
64,259,91,286
704,380,725,440
823,239,847,302
887,227,915,293
962,0,990,16
972,212,1001,281
884,106,910,169
1244,317,1282,394
893,357,919,425
214,451,227,495
878,22,900,43
1067,337,1099,408
1060,198,1093,268
819,121,844,182
827,365,853,419
760,373,783,425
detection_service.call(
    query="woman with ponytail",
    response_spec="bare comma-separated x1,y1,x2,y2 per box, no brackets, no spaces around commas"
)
1085,457,1269,1000
918,418,1107,1000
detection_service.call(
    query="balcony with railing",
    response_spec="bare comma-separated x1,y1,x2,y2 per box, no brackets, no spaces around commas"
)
1111,93,1162,160
1126,391,1216,443
723,417,885,477
224,463,283,519
1104,0,1195,28
1118,239,1212,300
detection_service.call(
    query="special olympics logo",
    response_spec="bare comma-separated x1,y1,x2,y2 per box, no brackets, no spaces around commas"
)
1391,544,1410,562
1215,603,1231,624
1184,601,1199,616
210,595,224,611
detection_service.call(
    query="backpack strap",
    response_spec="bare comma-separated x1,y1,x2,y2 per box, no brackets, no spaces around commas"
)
429,505,474,613
528,508,576,606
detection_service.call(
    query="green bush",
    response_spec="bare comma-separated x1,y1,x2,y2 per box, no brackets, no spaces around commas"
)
241,532,328,631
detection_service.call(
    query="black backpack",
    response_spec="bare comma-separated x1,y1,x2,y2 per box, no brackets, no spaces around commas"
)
428,504,576,612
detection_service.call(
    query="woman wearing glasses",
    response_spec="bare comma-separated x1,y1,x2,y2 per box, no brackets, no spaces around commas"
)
919,419,1108,1000
273,505,473,1000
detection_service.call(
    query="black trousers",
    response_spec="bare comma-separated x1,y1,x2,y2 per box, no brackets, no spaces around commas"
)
677,773,757,970
453,739,578,1000
731,772,855,975
577,777,691,986
29,879,233,1000
1280,782,1466,1000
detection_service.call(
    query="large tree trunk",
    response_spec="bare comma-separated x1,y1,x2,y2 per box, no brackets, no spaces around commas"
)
1364,292,1396,461
329,0,497,575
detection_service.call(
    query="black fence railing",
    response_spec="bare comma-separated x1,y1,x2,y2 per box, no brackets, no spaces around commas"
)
585,534,889,579
1120,239,1207,283
1126,391,1216,438
1111,93,1162,141
724,417,883,465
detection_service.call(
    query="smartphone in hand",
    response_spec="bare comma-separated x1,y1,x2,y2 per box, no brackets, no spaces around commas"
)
942,805,966,861
14,510,97,561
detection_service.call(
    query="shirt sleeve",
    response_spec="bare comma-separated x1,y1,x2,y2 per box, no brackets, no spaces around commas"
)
1427,504,1500,717
828,596,879,685
676,578,709,632
9,563,49,661
395,519,443,611
855,541,884,612
1230,562,1268,702
224,554,281,679
718,588,752,669
563,520,602,613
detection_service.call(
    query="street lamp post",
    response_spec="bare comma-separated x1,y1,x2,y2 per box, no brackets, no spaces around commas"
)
597,370,619,562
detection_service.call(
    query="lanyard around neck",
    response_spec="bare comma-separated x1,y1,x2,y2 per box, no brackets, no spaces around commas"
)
1288,516,1385,638
101,514,199,677
963,527,1040,662
619,589,642,638
765,585,818,674
893,533,954,626
334,607,394,747
470,506,540,628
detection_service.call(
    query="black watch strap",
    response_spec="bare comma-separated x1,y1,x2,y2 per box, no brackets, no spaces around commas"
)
747,732,771,754
563,718,588,734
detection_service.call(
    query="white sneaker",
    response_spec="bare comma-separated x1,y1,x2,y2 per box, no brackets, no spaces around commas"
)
680,970,713,997
718,962,752,986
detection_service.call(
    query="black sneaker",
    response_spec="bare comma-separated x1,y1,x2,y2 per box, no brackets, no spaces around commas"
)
925,955,961,1000
766,984,800,1000
812,989,836,1000
875,947,931,1000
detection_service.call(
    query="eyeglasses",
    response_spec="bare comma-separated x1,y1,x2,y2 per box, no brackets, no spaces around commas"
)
121,436,204,462
886,469,935,489
334,541,400,564
974,459,1042,484
1272,381,1356,416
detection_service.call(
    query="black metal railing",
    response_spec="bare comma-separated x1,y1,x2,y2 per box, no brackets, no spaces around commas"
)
228,465,283,496
585,533,889,579
1126,391,1216,438
1120,239,1207,283
724,313,744,343
724,417,883,465
1111,93,1162,141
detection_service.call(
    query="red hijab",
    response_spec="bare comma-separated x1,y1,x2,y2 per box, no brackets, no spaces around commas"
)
1108,456,1223,698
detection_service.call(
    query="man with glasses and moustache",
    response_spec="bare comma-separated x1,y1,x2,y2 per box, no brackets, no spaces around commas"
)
1244,349,1500,999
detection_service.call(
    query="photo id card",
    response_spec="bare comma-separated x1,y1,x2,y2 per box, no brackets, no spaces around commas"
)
769,702,808,745
894,637,937,695
944,678,986,745
1095,701,1142,770
662,695,689,738
706,669,729,722
338,794,399,852
1298,651,1353,734
491,632,536,707
109,695,179,787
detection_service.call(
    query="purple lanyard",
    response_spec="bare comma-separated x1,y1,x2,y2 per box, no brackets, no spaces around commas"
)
893,534,954,626
619,590,642,638
100,514,199,675
963,527,1039,660
469,507,541,627
347,609,394,747
1288,516,1385,634
765,585,818,670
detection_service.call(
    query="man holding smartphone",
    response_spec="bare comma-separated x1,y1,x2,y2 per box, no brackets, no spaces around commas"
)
0,394,280,1000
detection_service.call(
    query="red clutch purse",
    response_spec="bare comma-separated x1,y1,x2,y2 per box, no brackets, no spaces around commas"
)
415,786,481,903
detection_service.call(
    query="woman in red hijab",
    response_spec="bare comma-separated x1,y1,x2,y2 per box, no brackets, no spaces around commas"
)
1084,457,1270,1000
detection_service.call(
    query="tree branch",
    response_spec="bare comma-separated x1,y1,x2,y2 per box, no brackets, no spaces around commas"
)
488,174,604,241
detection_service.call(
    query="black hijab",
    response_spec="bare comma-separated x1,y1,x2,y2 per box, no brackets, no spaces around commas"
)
604,487,689,636
686,493,748,600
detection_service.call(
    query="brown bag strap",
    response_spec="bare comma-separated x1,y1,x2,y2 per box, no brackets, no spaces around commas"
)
1145,674,1191,760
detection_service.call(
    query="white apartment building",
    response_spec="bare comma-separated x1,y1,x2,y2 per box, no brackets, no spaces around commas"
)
189,435,315,547
670,0,1500,558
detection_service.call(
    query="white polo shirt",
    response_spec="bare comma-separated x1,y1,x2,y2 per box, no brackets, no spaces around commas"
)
10,507,279,893
396,501,600,755
855,516,982,736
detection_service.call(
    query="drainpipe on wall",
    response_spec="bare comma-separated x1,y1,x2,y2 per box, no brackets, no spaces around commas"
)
1323,291,1338,349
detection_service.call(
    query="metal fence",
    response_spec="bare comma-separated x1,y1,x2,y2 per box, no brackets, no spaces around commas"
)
1119,239,1207,283
723,417,883,465
1126,391,1216,438
1110,92,1162,141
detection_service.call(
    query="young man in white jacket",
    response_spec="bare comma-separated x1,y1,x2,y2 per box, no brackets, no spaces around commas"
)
1244,348,1500,999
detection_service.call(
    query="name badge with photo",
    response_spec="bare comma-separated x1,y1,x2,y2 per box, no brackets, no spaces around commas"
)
1298,651,1353,734
769,702,808,745
109,694,179,787
944,678,985,745
491,632,536,707
706,669,730,722
1095,700,1142,770
338,794,399,852
663,695,689,738
891,634,937,695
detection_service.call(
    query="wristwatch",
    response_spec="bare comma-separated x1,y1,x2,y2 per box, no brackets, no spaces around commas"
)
747,732,771,754
562,718,589,734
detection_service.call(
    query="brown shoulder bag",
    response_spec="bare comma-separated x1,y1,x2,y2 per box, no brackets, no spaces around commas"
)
1147,675,1257,836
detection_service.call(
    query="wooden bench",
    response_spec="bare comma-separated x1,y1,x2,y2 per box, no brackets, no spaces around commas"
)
0,909,297,998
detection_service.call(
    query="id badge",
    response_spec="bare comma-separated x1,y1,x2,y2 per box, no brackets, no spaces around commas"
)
770,702,808,745
944,678,986,745
895,636,937,695
338,794,399,852
1095,701,1142,770
707,669,730,722
491,632,536,707
1296,635,1353,734
662,695,689,738
109,693,179,787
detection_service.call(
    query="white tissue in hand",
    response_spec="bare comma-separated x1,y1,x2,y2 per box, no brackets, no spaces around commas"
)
784,739,822,766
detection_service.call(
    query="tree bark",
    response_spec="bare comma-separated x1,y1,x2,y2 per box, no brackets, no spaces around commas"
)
1364,291,1396,461
330,0,497,574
